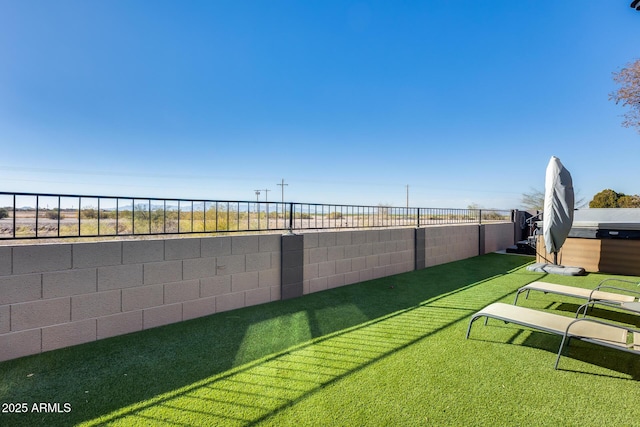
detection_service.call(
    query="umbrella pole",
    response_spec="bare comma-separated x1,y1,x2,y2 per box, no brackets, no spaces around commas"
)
553,252,558,265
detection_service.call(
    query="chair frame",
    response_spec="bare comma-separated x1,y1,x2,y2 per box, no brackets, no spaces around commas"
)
514,278,640,306
466,303,640,370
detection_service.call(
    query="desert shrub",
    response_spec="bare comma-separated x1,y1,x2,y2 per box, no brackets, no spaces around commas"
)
0,208,9,219
481,211,507,221
46,209,61,220
81,208,98,219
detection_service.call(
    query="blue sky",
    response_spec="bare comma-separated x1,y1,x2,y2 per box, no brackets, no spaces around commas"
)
1,1,638,209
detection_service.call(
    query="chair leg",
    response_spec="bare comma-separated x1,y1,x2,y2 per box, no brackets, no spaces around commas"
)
466,315,481,339
575,302,591,318
514,289,531,304
554,336,571,370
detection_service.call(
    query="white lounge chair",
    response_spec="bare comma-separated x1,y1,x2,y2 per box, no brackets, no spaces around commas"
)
513,278,640,308
466,302,640,369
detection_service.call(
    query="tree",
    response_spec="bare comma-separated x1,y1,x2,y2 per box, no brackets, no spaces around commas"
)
377,203,391,217
589,189,640,208
589,189,620,208
610,59,640,133
521,188,586,211
520,188,544,211
617,195,640,208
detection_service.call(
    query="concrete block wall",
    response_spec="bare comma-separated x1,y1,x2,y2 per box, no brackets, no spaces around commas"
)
0,222,515,362
424,225,479,267
302,229,415,295
484,222,516,253
0,235,281,362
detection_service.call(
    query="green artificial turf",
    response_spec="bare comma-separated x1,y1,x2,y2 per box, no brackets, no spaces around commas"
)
1,253,639,426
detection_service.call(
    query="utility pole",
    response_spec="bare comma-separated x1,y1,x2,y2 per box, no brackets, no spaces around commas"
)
277,179,288,217
262,189,270,202
277,179,288,204
406,185,409,209
254,190,261,202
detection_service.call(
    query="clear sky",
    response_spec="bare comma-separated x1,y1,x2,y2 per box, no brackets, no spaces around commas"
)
1,1,638,209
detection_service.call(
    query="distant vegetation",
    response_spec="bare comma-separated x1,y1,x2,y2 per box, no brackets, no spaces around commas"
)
610,58,640,133
521,187,640,210
520,188,587,211
0,200,512,240
589,189,640,208
46,209,61,220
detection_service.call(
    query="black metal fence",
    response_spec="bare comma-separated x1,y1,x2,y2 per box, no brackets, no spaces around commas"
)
0,191,514,240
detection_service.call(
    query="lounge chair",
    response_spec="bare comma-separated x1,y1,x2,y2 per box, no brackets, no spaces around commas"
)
575,299,640,318
466,303,640,369
513,278,640,307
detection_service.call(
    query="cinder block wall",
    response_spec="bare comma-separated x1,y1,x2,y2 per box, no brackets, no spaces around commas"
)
424,225,479,267
302,229,414,294
0,235,281,362
484,222,516,253
0,223,515,362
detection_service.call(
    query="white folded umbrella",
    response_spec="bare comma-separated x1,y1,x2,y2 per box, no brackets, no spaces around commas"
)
543,156,575,264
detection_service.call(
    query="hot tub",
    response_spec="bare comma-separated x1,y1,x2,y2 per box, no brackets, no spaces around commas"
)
569,208,640,239
536,209,640,276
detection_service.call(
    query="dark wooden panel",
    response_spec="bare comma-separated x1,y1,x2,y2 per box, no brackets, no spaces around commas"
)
536,236,640,275
599,240,640,276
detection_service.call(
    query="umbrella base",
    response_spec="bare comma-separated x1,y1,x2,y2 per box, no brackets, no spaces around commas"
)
526,263,586,276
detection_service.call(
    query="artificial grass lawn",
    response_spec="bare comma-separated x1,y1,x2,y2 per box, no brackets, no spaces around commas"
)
1,253,639,426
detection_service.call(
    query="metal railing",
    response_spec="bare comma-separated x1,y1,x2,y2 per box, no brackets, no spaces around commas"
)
0,192,513,240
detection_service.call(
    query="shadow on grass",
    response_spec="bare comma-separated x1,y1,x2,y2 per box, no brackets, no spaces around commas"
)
519,330,640,379
471,306,640,380
0,253,533,426
553,302,640,328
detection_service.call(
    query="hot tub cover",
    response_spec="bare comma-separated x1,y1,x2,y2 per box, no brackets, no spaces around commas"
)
572,208,640,230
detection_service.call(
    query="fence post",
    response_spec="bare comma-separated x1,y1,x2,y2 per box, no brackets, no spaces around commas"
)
512,209,517,244
417,208,420,228
35,195,39,238
479,209,482,225
12,194,16,238
415,227,426,270
288,202,294,233
281,233,304,299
